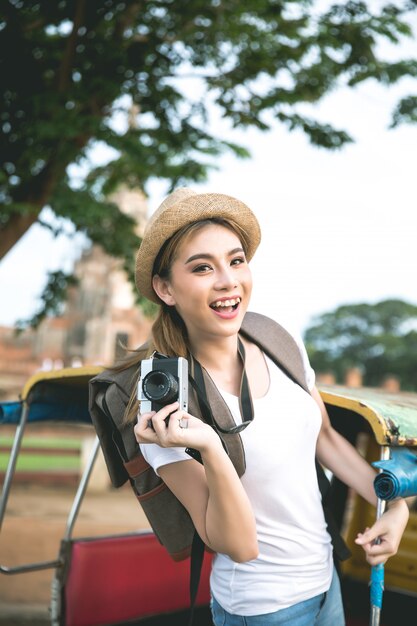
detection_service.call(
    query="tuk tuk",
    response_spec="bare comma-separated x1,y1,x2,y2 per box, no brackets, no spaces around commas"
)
318,384,417,625
0,367,212,626
1,368,417,626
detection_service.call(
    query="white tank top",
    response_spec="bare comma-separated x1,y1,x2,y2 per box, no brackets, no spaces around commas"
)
209,354,333,615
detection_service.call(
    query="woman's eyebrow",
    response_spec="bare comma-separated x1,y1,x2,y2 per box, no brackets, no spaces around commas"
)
185,247,244,264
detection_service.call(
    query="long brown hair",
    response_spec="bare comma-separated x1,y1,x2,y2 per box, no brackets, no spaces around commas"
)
121,217,250,422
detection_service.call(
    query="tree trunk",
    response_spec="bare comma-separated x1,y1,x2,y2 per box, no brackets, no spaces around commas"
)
0,211,40,260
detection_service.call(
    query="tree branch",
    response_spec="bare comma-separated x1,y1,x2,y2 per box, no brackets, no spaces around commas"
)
0,150,84,260
57,0,86,93
114,2,144,40
0,211,40,260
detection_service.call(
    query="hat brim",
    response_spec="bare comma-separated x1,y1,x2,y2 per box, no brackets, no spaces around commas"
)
135,192,261,303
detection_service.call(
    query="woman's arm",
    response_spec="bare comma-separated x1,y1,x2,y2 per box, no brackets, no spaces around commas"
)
134,401,259,563
312,386,409,565
313,387,378,505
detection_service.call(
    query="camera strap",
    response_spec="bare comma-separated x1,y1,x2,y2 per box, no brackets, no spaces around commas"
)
189,337,254,435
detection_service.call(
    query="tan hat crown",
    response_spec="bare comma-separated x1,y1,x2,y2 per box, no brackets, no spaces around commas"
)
135,187,261,303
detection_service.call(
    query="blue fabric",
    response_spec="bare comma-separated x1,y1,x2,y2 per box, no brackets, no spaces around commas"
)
373,448,417,500
210,569,345,626
0,400,92,425
0,379,93,425
370,563,384,609
0,402,22,424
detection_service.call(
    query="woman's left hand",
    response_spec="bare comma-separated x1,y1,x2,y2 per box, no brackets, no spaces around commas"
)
354,498,409,566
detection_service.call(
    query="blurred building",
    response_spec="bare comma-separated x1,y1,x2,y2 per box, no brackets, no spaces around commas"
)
344,367,363,389
0,326,40,399
0,186,153,400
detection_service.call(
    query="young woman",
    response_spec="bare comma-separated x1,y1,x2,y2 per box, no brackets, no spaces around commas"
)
133,187,409,626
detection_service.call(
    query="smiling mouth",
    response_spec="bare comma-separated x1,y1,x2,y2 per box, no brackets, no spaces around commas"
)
210,297,241,313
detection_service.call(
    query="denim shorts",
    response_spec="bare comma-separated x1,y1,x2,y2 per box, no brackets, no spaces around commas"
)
210,569,345,626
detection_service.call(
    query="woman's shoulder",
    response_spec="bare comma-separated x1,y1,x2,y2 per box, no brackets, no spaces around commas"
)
242,311,315,391
241,311,305,347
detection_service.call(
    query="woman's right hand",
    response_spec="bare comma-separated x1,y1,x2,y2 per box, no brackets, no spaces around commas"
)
134,401,222,453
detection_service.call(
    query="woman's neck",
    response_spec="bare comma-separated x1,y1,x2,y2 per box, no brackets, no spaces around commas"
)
189,334,243,394
190,333,237,364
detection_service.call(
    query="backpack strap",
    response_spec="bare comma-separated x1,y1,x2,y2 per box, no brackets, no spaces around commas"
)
240,312,309,391
316,461,351,561
188,531,205,626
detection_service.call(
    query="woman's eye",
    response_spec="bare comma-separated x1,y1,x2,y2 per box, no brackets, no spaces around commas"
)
193,263,212,273
231,256,245,266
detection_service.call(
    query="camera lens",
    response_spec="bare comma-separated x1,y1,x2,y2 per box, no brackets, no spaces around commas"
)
142,370,179,405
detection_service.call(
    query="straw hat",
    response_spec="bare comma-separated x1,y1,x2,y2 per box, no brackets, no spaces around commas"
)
135,187,261,303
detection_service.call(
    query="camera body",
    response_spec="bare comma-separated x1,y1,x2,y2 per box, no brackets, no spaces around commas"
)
138,355,188,414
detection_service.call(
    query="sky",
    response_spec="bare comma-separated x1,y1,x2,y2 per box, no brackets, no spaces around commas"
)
0,21,416,337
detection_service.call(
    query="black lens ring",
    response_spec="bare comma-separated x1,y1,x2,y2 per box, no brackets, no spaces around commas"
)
142,369,179,403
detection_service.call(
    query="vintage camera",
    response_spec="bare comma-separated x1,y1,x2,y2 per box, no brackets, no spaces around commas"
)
138,355,188,414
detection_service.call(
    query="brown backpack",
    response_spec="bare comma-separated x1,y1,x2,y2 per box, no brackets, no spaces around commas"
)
88,311,350,562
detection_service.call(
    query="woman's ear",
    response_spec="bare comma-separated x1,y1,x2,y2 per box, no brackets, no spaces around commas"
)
152,275,176,306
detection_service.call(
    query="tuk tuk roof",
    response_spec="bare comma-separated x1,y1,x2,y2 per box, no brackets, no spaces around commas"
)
0,366,104,425
2,368,417,444
19,366,104,401
319,384,417,446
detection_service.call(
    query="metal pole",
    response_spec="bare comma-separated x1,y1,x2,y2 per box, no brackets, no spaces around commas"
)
369,445,390,626
1,400,62,575
0,402,28,532
63,435,101,540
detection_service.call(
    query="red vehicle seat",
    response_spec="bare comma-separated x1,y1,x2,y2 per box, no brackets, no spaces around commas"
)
64,531,212,626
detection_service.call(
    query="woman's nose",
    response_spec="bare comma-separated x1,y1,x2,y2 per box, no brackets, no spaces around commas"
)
215,266,237,290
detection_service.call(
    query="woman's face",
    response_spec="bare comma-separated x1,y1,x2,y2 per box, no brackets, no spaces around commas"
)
153,223,252,347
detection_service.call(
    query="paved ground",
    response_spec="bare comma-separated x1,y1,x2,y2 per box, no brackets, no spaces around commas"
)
0,482,150,624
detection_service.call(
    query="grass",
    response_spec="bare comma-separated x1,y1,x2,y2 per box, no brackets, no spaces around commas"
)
0,436,82,472
0,454,80,471
0,436,82,449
